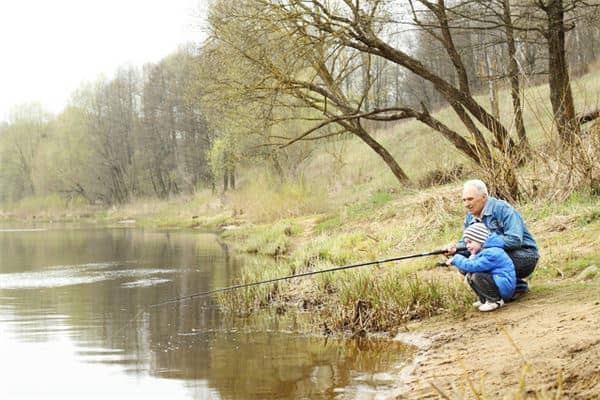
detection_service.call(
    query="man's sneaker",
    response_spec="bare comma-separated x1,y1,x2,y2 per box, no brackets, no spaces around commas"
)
510,291,526,301
478,299,504,312
472,300,482,308
510,279,530,301
515,279,529,293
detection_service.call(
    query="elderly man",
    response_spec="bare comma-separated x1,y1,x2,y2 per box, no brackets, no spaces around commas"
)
446,179,539,297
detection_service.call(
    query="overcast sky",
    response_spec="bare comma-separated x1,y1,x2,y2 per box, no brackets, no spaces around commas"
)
0,0,207,122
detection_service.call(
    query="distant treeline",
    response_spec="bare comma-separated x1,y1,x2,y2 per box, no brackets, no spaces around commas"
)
0,48,215,205
1,1,599,205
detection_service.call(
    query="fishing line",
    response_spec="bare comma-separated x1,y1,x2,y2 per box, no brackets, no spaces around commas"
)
111,246,461,342
149,247,458,308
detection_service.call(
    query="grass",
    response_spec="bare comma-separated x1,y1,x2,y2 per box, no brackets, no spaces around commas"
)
223,219,302,256
217,258,293,315
2,193,90,221
103,190,235,229
329,270,473,333
226,174,332,223
2,55,598,340
314,191,398,234
215,183,599,337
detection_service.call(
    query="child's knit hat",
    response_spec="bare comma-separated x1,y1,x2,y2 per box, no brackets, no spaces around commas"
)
464,222,489,244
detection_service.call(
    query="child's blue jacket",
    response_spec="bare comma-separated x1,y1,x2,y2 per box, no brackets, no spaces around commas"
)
451,233,516,300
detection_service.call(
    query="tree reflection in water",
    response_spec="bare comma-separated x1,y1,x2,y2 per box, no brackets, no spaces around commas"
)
0,226,414,399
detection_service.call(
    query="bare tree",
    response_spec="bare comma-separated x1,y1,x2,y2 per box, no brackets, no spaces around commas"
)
538,0,579,143
78,69,140,204
0,103,49,201
207,0,412,183
223,0,527,198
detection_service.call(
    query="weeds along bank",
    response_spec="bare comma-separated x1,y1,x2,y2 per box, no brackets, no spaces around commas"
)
1,69,598,335
218,184,600,335
3,181,597,399
2,162,598,338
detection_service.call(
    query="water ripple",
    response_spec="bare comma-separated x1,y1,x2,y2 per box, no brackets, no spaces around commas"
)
121,278,171,288
0,228,47,232
0,265,176,289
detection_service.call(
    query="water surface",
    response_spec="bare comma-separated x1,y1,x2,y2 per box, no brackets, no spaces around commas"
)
0,226,412,399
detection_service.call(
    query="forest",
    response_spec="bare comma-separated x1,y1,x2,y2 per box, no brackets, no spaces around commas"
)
1,0,599,211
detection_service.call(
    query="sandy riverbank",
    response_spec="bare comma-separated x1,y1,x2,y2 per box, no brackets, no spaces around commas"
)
390,282,599,399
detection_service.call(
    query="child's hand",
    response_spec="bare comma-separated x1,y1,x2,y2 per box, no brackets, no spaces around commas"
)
445,258,453,266
444,244,457,256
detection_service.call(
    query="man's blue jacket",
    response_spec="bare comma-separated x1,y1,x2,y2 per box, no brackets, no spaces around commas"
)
460,196,538,254
452,233,517,300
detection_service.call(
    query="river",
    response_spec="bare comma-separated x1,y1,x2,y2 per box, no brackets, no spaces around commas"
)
0,225,413,399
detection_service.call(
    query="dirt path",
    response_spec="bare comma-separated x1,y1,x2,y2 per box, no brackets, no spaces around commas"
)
394,290,600,399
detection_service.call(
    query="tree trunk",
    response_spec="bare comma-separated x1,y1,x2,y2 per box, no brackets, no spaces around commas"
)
545,0,579,144
483,53,500,121
363,35,514,154
502,0,528,162
229,168,235,190
416,104,489,165
351,123,409,183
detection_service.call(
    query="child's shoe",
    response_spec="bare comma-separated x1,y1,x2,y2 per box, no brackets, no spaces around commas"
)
478,299,504,312
472,300,482,308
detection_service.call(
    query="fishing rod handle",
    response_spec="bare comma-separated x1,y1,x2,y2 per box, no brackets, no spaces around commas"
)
434,246,467,267
435,246,468,267
432,246,466,255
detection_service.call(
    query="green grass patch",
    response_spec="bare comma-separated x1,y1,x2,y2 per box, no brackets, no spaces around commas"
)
217,258,292,315
219,186,600,336
369,190,394,207
315,214,342,233
532,219,600,281
227,175,332,223
577,208,600,226
526,277,600,303
315,190,399,234
327,270,472,333
291,231,379,268
225,219,301,256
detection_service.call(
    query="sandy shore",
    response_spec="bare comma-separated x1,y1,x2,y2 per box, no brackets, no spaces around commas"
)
390,288,600,399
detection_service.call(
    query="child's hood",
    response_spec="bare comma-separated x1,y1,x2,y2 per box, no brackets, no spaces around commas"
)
482,232,504,249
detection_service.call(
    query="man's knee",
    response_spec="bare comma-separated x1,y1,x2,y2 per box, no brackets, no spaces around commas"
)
508,249,539,279
516,259,538,278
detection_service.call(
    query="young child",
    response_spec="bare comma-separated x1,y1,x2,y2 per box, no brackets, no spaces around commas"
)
448,222,516,311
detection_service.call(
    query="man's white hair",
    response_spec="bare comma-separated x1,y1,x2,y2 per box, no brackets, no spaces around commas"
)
464,179,488,195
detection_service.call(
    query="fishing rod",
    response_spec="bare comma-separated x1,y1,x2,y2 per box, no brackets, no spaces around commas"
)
150,246,464,309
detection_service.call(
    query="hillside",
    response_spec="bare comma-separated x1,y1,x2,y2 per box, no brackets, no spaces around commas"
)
2,55,599,400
